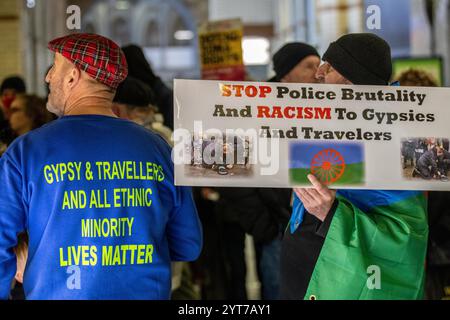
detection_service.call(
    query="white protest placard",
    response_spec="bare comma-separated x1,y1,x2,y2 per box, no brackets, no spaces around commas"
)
173,79,450,190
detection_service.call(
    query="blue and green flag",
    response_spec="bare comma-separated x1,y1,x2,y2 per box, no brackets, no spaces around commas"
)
299,190,428,300
289,142,365,186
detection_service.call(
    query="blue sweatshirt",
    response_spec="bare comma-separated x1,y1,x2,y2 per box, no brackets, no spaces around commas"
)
0,115,202,300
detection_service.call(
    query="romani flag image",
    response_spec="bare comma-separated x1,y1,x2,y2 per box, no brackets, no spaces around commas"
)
289,142,365,186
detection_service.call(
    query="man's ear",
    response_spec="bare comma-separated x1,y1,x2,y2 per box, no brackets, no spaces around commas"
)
66,67,81,89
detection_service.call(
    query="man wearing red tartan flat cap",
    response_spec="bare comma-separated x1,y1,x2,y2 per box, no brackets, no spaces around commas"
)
45,33,128,116
0,33,202,300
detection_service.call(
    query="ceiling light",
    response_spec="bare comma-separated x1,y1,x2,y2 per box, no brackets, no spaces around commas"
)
174,30,194,41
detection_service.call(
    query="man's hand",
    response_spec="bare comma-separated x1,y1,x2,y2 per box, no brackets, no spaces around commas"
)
293,174,336,222
15,242,28,284
201,187,220,202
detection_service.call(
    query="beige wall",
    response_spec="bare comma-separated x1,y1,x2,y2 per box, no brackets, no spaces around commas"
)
0,0,22,83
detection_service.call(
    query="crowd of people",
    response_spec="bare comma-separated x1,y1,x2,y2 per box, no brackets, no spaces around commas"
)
0,31,449,300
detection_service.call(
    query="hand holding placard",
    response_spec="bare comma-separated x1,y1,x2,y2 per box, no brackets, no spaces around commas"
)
293,174,337,222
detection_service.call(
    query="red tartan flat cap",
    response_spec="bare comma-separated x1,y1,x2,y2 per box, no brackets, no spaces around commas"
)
48,33,128,89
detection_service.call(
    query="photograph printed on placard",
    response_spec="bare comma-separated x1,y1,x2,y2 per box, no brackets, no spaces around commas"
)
185,132,253,178
401,138,450,182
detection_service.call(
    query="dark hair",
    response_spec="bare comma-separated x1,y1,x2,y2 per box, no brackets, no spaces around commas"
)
1,76,26,94
396,68,438,87
16,94,55,129
121,45,157,86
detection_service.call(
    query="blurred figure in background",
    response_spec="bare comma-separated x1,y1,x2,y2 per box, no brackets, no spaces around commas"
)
1,76,26,120
397,68,450,300
397,68,438,87
122,45,174,129
9,94,55,137
113,76,172,144
0,76,27,156
270,42,321,83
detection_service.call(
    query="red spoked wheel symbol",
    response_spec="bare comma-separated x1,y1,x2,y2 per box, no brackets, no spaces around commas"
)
310,149,346,185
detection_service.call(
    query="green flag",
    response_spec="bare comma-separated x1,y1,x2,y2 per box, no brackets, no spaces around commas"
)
305,191,428,300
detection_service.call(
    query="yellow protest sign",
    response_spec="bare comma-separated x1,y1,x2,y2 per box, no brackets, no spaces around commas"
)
198,18,245,80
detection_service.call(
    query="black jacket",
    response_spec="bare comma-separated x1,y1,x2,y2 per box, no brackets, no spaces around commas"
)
418,149,438,170
215,187,291,244
280,200,338,299
427,191,450,266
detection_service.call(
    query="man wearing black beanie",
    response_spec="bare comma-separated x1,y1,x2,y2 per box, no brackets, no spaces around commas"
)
318,33,392,86
271,42,320,83
280,33,428,300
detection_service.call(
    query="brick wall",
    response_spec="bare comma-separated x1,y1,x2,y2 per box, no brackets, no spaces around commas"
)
0,0,22,83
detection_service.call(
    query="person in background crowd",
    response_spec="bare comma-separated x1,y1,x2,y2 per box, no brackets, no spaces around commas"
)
270,42,321,83
0,76,27,155
113,76,172,144
281,33,428,300
397,68,439,87
0,33,202,300
0,76,26,120
213,186,291,300
9,94,55,137
122,45,174,129
397,68,450,299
